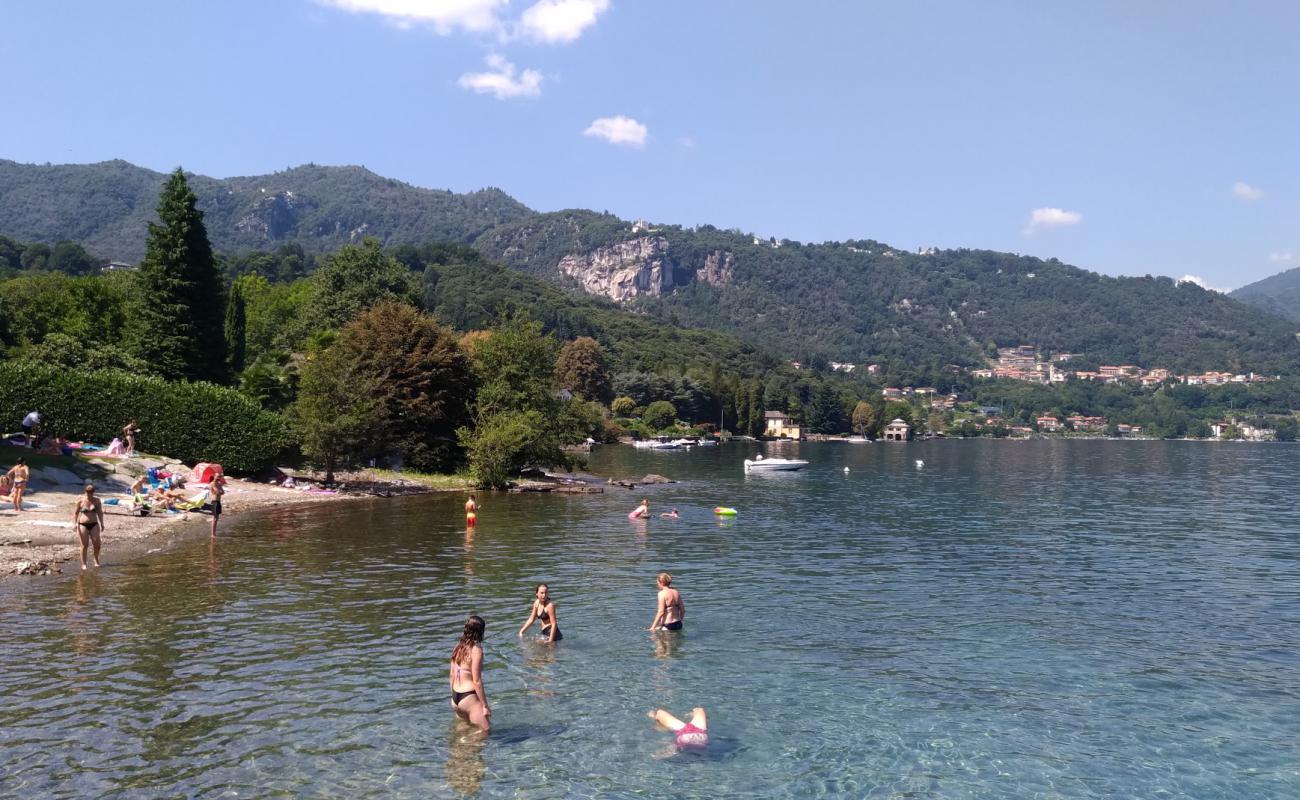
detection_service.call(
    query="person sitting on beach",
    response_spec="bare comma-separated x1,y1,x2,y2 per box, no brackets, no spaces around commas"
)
71,484,105,570
630,497,650,519
518,583,562,643
0,473,13,504
659,507,679,519
450,615,491,730
650,572,685,631
648,707,709,750
6,458,30,512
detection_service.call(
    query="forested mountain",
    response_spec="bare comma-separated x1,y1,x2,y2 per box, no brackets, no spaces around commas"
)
1231,267,1300,324
0,160,530,262
479,214,1300,375
4,159,1299,376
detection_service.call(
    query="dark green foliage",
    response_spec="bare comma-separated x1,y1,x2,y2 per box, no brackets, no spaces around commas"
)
335,301,475,472
642,400,677,431
126,168,228,382
461,315,583,487
0,272,128,346
47,241,99,275
0,361,291,472
225,280,247,374
0,160,532,262
1231,265,1300,323
19,333,154,375
20,243,50,271
238,353,297,411
555,336,612,403
307,238,419,333
290,343,377,482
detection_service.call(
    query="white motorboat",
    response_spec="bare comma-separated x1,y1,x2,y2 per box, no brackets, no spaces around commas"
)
743,456,809,471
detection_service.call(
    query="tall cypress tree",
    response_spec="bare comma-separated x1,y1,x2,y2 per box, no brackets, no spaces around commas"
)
127,168,226,382
224,279,247,375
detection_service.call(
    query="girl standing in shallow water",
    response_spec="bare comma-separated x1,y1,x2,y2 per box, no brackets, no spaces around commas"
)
649,572,685,631
450,615,491,730
518,583,562,642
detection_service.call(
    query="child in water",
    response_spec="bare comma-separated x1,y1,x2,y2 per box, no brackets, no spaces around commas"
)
649,707,709,750
465,494,478,526
659,507,679,519
629,498,650,519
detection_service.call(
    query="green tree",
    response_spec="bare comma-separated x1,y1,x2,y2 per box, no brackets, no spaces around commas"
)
238,352,297,411
125,167,227,382
460,315,582,487
851,400,876,436
611,395,637,416
224,279,247,374
291,342,378,483
20,243,50,271
334,300,475,472
47,241,98,275
554,336,613,403
307,238,419,333
643,400,678,431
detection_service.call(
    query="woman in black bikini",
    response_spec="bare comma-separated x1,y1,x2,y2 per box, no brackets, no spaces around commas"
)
650,572,685,631
7,458,29,512
71,484,105,570
450,615,491,730
518,583,562,642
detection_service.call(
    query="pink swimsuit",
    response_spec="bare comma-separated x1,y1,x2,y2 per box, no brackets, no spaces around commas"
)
675,722,708,748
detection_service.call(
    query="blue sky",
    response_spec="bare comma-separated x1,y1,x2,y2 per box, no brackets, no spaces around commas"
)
2,1,1298,290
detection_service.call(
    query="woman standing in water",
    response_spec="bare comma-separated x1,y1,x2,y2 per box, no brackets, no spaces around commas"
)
450,615,491,730
71,484,105,570
518,583,562,642
649,572,685,631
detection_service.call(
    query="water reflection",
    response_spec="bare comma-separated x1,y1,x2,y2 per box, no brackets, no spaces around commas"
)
650,630,682,660
444,724,487,797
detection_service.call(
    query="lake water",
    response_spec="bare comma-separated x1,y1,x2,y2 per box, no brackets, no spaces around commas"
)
1,440,1298,798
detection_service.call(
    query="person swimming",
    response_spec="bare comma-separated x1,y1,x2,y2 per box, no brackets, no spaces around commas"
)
517,583,562,642
630,498,650,519
650,572,685,631
659,507,679,519
649,707,709,750
450,615,491,730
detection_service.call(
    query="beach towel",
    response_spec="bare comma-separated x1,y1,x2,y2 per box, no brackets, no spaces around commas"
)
174,489,210,512
105,438,127,456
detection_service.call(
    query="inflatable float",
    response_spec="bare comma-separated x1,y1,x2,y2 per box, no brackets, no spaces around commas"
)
713,507,738,516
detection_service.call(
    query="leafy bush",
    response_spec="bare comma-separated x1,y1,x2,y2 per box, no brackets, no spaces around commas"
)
642,400,677,431
0,361,292,472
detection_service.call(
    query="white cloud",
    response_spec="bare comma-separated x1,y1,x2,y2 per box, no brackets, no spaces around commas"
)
1022,207,1082,235
1232,181,1264,201
1269,251,1295,263
677,136,697,149
316,0,506,34
458,54,542,99
1178,275,1230,293
519,0,609,43
583,115,648,148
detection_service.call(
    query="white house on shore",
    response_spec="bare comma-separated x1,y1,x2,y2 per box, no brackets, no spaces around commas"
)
882,418,910,441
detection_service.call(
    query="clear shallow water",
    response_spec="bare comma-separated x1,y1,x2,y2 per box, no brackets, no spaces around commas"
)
2,440,1298,799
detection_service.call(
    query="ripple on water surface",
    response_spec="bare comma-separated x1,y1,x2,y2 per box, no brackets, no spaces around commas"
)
1,440,1298,798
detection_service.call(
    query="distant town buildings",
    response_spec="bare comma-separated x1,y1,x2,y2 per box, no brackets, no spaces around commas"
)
974,345,1277,388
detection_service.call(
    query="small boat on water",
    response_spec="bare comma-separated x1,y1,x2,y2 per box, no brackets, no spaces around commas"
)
743,456,809,472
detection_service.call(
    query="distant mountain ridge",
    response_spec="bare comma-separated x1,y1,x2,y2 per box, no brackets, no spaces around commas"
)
1231,266,1300,323
0,159,530,262
3,159,1299,375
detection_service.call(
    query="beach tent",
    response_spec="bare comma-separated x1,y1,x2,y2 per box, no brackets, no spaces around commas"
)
189,462,223,484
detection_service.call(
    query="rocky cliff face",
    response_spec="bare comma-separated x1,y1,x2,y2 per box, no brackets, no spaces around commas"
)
557,236,734,302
